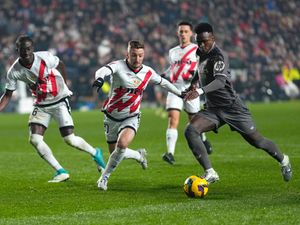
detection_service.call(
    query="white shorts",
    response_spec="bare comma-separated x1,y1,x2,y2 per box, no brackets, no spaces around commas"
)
104,114,141,143
166,92,200,114
28,99,74,128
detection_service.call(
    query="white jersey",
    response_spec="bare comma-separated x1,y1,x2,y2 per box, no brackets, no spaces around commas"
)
6,51,71,106
166,43,198,91
96,59,180,120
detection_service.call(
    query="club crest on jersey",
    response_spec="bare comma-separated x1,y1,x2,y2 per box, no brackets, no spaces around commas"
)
214,61,225,72
133,79,141,86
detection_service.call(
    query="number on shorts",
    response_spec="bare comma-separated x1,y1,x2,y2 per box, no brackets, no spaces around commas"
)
104,123,109,134
32,107,39,116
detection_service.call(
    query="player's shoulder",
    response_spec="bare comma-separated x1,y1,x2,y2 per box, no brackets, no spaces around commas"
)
169,45,181,54
107,59,123,67
34,51,54,58
7,58,20,75
211,45,227,62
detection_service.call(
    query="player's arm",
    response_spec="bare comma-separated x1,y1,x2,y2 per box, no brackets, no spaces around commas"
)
93,66,113,92
0,90,13,112
56,60,67,83
152,72,182,97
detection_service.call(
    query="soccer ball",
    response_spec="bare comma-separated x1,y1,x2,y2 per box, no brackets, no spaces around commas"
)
183,175,208,198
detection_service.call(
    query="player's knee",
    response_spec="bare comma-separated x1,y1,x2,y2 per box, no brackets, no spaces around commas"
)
63,134,77,147
116,140,128,150
184,124,199,139
29,134,43,147
251,137,266,149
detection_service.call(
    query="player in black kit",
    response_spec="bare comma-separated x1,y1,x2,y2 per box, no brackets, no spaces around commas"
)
183,22,292,184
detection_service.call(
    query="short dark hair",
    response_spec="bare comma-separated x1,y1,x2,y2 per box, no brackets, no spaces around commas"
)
15,35,33,48
194,23,213,34
128,40,144,49
177,21,193,30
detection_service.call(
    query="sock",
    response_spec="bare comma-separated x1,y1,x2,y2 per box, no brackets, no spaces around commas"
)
64,134,96,156
166,128,178,155
201,133,207,141
29,134,63,171
123,148,141,161
101,147,125,178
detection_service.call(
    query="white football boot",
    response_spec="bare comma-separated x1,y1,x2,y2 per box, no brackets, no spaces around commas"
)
280,154,292,182
201,168,219,184
138,149,148,170
97,175,109,191
48,169,70,183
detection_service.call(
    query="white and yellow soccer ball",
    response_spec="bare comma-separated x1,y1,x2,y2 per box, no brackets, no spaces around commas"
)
183,175,208,198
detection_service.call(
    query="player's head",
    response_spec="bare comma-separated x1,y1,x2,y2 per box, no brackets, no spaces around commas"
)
15,35,34,65
177,21,193,47
194,23,215,53
127,40,145,70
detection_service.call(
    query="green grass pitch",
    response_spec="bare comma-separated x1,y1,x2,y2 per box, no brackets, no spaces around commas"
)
0,101,299,225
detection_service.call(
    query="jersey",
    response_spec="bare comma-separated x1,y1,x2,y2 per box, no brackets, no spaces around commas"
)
5,51,71,106
196,44,237,107
101,59,165,120
166,43,198,91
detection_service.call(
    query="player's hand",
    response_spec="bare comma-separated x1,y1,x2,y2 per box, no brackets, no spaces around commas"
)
92,78,104,92
184,88,204,101
180,90,187,99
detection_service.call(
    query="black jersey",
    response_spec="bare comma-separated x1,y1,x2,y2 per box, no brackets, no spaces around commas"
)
196,44,237,107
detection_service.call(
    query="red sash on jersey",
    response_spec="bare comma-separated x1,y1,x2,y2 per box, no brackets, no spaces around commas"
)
105,70,152,114
36,60,58,103
171,46,197,83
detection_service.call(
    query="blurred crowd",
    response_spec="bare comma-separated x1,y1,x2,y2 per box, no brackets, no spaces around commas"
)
0,0,299,111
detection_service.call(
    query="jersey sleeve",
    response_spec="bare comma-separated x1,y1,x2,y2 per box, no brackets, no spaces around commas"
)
5,70,17,91
151,69,181,96
212,55,228,77
150,69,163,84
95,61,119,80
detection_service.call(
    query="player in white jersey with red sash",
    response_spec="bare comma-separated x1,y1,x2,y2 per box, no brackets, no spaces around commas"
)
0,35,106,182
162,21,212,165
92,40,182,191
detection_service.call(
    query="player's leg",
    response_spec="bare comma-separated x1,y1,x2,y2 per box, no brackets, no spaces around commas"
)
188,113,213,155
164,109,180,164
186,97,213,154
54,100,106,171
241,130,292,182
163,92,183,164
28,107,69,182
184,112,219,184
98,127,136,190
106,116,147,169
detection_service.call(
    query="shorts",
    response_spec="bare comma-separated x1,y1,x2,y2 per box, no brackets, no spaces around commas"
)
198,98,256,135
166,92,200,114
28,98,74,128
104,114,141,143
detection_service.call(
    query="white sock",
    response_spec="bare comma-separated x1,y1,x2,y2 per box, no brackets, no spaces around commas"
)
30,134,63,171
123,148,141,161
201,133,207,141
64,134,96,156
166,128,178,155
102,147,125,178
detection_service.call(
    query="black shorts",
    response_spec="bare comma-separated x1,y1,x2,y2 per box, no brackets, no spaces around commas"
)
198,98,256,135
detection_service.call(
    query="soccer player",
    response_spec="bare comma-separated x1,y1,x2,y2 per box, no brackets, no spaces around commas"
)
0,35,106,182
162,21,212,165
92,40,183,191
183,23,292,184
